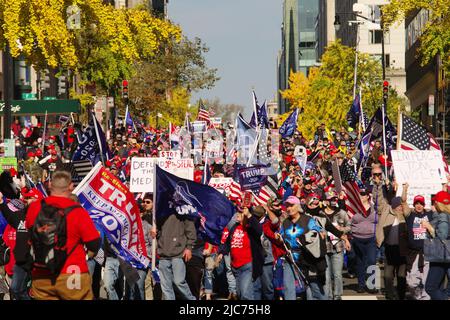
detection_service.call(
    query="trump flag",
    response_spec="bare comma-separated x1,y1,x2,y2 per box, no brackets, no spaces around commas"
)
73,162,149,269
155,165,235,245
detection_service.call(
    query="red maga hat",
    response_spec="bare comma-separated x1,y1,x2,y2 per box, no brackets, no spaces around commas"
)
432,191,450,205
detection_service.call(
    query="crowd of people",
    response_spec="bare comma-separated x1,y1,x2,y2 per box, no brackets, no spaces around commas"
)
0,115,449,301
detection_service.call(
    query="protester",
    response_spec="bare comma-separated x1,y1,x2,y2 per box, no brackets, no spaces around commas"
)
424,191,450,300
156,209,197,300
25,171,101,300
217,206,264,300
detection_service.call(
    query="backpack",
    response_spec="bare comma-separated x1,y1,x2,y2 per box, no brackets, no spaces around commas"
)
0,238,10,266
30,200,81,276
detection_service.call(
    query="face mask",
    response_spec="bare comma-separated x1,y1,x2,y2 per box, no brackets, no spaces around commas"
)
15,143,20,147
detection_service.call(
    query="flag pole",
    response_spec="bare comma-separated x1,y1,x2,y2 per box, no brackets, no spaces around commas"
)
92,111,105,165
396,112,402,150
381,104,389,182
41,110,48,151
151,162,157,272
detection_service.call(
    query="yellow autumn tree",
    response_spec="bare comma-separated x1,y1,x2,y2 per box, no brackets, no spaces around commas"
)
383,0,450,73
280,41,407,139
0,0,181,70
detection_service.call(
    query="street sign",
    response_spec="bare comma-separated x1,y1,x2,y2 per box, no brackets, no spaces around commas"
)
43,96,57,100
4,139,15,157
22,93,37,100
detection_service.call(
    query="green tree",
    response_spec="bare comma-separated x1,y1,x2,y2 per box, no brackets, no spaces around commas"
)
280,41,408,139
128,36,219,125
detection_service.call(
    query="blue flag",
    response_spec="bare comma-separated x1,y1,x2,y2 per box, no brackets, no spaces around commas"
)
201,161,212,185
279,108,299,138
72,115,111,164
347,94,361,129
250,94,270,129
125,105,136,133
155,166,235,245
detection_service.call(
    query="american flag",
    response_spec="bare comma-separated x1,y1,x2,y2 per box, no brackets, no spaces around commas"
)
399,113,449,174
65,159,94,186
197,99,212,127
229,180,243,204
252,186,272,206
340,160,366,218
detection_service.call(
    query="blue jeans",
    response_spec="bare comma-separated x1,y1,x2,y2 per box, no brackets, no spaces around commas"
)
204,254,216,294
325,251,344,299
104,257,121,300
352,237,377,288
253,263,274,300
282,259,297,300
232,262,254,300
224,254,237,294
425,262,450,300
159,258,196,300
11,264,30,300
306,275,328,300
126,269,148,300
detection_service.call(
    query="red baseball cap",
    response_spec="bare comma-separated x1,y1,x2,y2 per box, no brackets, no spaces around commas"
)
22,189,41,200
27,151,35,158
50,149,57,155
432,191,450,205
413,195,425,205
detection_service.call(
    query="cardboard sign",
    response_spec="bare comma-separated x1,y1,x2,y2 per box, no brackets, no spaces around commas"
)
396,183,442,209
130,157,194,193
0,157,17,172
331,159,343,194
391,150,447,184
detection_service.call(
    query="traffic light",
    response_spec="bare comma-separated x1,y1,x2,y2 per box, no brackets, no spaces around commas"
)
40,69,51,90
122,79,129,100
383,80,389,100
57,75,67,97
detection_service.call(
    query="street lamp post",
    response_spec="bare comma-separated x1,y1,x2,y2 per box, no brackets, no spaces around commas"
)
2,45,13,139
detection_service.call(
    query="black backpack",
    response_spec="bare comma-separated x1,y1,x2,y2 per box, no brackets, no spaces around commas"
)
30,200,80,276
0,238,10,266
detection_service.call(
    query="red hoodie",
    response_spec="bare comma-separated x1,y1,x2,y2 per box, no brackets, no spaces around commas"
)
262,218,286,263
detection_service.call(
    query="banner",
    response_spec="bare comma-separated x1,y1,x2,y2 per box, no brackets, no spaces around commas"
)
130,157,194,193
238,165,270,192
391,150,447,184
73,162,149,269
0,157,17,171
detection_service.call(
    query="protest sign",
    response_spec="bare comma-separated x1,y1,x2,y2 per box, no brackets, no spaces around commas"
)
4,139,15,157
0,157,17,171
205,139,222,159
210,117,222,126
73,162,150,269
192,121,207,133
238,165,269,192
294,145,306,157
208,177,234,196
396,183,442,209
295,155,308,175
159,150,181,159
130,157,194,193
391,150,447,184
331,159,343,194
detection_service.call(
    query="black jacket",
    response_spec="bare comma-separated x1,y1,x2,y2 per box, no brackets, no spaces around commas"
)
219,216,265,280
0,202,32,270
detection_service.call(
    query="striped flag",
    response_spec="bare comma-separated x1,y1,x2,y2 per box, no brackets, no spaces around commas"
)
340,160,366,218
70,160,94,186
229,180,243,204
252,186,272,206
197,99,212,127
398,113,449,175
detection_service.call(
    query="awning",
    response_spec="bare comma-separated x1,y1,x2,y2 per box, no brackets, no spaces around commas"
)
0,99,80,116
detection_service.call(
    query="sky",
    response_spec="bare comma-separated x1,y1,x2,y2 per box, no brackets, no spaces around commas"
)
168,0,283,118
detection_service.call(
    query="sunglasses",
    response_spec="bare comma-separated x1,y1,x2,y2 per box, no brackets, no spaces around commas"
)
143,201,152,204
372,173,382,177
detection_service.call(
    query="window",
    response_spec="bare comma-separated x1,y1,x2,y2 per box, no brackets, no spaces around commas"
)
371,54,390,68
369,5,381,21
369,30,389,45
370,30,383,44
